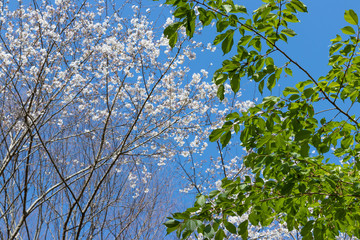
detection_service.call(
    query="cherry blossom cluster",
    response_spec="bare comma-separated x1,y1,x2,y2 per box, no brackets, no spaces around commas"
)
0,0,256,238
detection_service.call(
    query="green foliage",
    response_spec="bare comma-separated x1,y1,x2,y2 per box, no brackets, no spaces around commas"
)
159,0,360,239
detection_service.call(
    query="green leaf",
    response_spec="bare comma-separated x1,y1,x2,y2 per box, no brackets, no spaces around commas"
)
341,26,355,35
300,142,310,157
267,74,276,91
296,80,313,92
209,190,220,198
238,35,252,46
166,226,178,235
238,220,248,238
209,128,224,142
164,219,181,228
299,183,306,193
204,225,216,238
279,33,288,42
197,195,206,207
256,134,272,148
164,22,181,37
283,87,299,96
213,73,228,85
335,208,346,220
215,228,226,240
226,112,240,120
173,212,190,220
185,219,197,231
329,43,343,55
295,130,312,141
216,20,230,32
186,10,196,38
258,80,265,94
220,131,231,147
169,32,178,48
290,0,308,12
164,22,182,47
284,67,293,76
341,135,353,149
224,221,237,234
301,220,314,236
214,32,228,45
330,34,342,42
230,74,240,93
222,4,232,13
281,28,297,37
198,8,213,26
325,176,337,190
283,13,299,23
344,9,358,25
303,87,315,98
248,211,259,225
173,6,189,18
217,85,225,100
266,116,274,131
314,226,324,240
248,37,261,51
222,30,235,54
234,124,240,133
231,5,247,14
280,182,295,195
187,207,200,213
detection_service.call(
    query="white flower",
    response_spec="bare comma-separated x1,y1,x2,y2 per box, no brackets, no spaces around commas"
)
200,69,208,78
215,180,223,191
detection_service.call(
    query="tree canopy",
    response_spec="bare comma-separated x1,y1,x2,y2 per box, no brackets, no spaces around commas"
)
161,0,360,239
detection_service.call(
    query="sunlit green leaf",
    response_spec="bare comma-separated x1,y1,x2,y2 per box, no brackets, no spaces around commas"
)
290,0,308,12
344,9,358,25
197,195,206,206
341,26,356,35
281,28,297,37
209,128,224,142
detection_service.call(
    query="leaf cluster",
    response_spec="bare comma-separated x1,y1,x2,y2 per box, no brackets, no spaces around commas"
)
159,0,360,239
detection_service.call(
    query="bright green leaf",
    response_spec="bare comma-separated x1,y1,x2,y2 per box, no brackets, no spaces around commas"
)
284,67,293,76
290,0,308,12
222,4,232,13
283,87,299,96
344,9,359,25
281,28,297,37
209,128,224,142
341,26,356,35
164,219,181,228
226,112,240,120
197,195,206,207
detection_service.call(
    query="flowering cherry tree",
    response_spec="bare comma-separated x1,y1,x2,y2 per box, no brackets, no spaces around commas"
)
0,0,260,239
